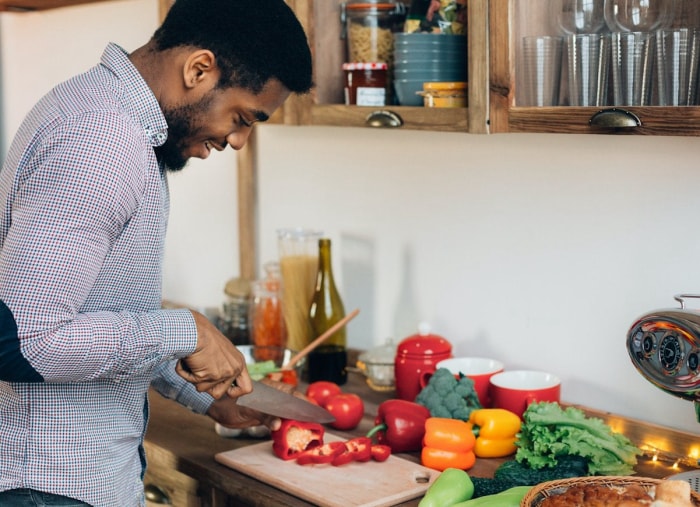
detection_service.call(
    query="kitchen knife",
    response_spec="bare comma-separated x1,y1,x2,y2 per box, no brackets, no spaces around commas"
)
236,380,336,423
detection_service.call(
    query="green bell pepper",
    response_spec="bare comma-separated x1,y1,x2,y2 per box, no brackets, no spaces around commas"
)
418,468,474,507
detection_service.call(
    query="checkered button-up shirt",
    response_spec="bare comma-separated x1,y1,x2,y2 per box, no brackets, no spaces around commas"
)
0,43,213,506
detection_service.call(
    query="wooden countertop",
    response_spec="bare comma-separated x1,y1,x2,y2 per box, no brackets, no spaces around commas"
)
145,368,699,507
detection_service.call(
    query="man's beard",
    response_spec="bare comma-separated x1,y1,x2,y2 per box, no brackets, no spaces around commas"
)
155,94,213,172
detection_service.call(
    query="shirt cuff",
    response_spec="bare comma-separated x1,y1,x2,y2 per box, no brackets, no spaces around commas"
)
158,308,197,359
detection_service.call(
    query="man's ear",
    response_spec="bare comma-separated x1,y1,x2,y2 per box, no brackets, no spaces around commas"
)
182,49,218,89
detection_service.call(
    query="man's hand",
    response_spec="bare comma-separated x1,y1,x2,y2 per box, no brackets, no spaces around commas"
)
176,310,253,399
207,378,304,432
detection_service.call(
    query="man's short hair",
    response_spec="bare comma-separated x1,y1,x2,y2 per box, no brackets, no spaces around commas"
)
152,0,313,94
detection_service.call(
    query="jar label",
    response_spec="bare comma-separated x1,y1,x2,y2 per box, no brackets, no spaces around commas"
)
356,87,386,106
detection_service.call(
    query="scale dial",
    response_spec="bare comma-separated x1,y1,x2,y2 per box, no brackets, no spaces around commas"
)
659,334,683,372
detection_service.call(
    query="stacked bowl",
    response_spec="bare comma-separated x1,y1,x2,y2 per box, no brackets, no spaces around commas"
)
393,33,467,106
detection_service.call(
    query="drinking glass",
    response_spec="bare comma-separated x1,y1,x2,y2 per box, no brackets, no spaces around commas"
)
521,36,564,106
552,0,606,35
611,31,655,105
567,33,611,105
656,28,700,106
604,0,676,33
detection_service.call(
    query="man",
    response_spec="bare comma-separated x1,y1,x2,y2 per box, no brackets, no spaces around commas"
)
0,0,312,505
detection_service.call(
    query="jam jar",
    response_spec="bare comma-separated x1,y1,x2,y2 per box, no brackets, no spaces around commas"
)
394,326,452,401
343,62,388,105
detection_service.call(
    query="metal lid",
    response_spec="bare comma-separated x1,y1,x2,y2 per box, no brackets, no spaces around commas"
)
423,81,468,91
342,62,389,71
224,277,251,299
346,1,400,10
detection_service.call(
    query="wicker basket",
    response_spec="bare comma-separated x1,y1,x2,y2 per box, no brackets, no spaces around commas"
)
521,475,700,507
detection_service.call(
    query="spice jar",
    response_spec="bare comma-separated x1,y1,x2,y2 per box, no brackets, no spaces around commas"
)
394,325,452,401
343,62,388,105
341,0,406,65
419,81,468,108
221,277,251,345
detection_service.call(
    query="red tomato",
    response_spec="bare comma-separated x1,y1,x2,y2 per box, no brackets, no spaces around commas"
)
305,381,342,407
324,393,364,431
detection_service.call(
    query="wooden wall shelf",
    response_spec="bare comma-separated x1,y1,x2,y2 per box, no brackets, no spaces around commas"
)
0,0,113,11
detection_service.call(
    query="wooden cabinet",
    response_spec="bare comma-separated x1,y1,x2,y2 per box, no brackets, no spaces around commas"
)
285,0,700,137
282,0,489,133
0,0,107,10
489,0,700,135
143,441,203,507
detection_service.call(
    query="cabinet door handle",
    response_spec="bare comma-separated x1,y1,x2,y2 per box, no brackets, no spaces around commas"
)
365,110,403,128
144,484,171,504
589,108,641,129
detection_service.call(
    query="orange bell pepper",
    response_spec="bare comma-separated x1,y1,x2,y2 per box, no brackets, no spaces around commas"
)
421,417,476,471
469,408,522,458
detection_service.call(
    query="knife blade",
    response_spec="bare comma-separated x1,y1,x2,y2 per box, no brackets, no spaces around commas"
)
236,380,336,423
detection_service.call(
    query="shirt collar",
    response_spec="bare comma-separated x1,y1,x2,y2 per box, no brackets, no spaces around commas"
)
99,43,168,147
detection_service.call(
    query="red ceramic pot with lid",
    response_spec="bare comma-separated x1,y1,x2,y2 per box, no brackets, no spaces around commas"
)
394,325,452,401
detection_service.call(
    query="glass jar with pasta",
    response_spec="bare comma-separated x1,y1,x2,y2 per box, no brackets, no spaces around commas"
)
341,1,407,66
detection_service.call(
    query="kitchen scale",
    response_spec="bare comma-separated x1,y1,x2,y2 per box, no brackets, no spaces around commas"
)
627,294,700,490
627,294,700,421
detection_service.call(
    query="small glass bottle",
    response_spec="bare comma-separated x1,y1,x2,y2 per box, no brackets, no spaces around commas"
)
308,238,347,385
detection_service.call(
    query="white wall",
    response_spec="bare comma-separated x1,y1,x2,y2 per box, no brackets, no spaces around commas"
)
0,0,159,154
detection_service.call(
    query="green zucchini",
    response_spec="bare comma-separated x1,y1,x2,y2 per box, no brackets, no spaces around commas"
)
470,455,588,498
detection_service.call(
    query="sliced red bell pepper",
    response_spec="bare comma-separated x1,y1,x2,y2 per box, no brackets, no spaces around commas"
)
366,399,431,453
370,444,391,462
271,419,324,460
331,436,372,466
295,441,346,465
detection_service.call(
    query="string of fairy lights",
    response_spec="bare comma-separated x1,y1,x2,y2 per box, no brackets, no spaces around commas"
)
640,444,700,471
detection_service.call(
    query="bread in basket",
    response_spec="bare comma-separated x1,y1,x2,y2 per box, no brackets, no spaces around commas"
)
520,475,700,507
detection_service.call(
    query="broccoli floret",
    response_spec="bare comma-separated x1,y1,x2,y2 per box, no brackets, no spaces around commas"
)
415,367,482,420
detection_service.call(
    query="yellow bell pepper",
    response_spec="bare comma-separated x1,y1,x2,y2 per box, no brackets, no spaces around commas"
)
469,408,522,458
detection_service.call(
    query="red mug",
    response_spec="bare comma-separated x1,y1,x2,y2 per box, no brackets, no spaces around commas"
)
489,370,561,418
422,357,504,407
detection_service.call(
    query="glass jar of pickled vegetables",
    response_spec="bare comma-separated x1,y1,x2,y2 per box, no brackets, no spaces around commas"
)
250,262,287,358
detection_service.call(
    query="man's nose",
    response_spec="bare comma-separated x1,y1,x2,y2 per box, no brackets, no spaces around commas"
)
226,129,254,151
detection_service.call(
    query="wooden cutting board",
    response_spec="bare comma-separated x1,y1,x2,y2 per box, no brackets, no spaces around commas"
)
215,433,437,507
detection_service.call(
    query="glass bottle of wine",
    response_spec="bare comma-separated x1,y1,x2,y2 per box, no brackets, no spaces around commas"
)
308,238,347,385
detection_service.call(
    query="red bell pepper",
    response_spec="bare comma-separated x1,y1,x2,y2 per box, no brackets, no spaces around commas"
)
370,444,391,462
366,399,431,453
295,441,346,465
271,419,324,460
331,436,372,466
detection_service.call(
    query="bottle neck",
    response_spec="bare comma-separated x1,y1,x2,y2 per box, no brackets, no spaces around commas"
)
317,238,334,284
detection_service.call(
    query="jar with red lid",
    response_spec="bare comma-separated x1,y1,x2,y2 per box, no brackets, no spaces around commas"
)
394,326,452,401
343,62,388,105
